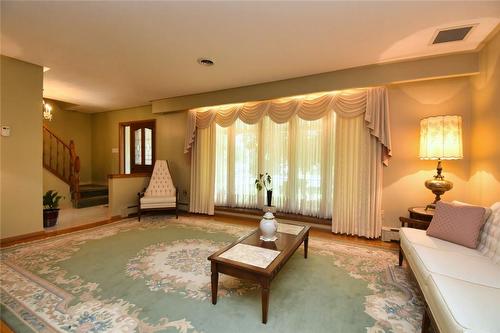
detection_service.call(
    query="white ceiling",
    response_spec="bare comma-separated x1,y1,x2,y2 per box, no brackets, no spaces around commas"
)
1,1,499,112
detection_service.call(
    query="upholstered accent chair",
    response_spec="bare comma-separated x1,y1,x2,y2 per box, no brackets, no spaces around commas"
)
138,160,178,220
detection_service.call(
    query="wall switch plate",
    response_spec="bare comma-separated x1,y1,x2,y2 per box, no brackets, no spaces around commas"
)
111,148,119,153
1,126,11,137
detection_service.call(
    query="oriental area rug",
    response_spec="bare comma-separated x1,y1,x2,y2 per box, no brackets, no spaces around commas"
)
0,216,423,332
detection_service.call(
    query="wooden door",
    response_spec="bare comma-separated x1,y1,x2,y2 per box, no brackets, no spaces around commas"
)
130,121,155,173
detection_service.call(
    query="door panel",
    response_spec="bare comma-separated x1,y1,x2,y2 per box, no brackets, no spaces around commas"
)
129,121,155,173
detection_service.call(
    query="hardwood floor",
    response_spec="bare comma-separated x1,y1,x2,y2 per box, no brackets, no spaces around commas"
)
197,213,398,250
0,321,13,333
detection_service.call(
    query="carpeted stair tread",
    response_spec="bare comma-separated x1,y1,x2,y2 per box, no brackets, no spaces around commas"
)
76,195,108,208
79,184,109,199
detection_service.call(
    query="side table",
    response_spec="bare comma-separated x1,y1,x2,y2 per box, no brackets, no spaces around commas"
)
408,207,434,223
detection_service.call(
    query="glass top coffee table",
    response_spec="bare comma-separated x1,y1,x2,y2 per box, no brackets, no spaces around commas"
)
208,222,310,324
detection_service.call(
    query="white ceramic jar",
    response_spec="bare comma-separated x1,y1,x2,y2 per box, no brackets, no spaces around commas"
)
260,211,278,241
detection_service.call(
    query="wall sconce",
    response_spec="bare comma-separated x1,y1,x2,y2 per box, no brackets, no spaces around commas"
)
419,115,463,209
43,100,53,121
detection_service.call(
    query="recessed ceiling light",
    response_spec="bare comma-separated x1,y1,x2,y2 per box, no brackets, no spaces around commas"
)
197,58,215,66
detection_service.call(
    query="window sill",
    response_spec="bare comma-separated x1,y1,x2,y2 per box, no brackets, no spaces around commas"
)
214,206,331,226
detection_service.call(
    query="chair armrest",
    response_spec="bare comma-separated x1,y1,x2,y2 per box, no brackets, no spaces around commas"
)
138,188,146,198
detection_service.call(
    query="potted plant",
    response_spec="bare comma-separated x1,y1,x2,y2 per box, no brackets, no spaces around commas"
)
255,173,273,206
43,190,63,228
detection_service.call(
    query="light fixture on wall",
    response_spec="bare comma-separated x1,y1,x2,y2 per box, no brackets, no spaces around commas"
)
43,100,53,121
419,115,463,209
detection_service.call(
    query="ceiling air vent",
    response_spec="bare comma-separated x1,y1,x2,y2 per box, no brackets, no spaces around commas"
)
432,26,474,44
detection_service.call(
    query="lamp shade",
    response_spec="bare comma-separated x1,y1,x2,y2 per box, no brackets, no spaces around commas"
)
419,115,463,160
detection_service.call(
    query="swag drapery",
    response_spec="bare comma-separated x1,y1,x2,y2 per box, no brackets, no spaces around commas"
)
187,87,391,238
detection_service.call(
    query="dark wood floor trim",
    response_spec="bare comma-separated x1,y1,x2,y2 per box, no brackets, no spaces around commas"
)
0,215,123,248
215,206,332,226
0,231,46,246
0,321,14,333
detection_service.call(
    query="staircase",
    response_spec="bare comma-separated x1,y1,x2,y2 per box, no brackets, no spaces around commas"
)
43,125,108,208
77,184,109,208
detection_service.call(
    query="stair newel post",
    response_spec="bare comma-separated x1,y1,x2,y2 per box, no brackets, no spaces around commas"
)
42,128,46,166
69,140,81,206
56,140,60,175
63,145,66,179
49,135,53,170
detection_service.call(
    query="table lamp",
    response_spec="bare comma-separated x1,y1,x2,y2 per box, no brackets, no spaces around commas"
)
419,115,463,209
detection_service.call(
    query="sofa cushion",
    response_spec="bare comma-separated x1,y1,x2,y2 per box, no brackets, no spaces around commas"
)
426,273,500,333
400,227,483,258
413,244,500,288
426,201,486,248
477,202,500,263
140,202,177,209
141,195,176,204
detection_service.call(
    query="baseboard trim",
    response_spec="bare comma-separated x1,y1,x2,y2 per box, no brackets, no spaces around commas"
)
0,231,46,247
0,215,123,248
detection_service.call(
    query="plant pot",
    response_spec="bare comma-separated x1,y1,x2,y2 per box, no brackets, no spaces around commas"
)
266,190,273,207
43,208,60,228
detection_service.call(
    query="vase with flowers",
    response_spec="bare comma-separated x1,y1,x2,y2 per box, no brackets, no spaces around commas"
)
255,173,273,207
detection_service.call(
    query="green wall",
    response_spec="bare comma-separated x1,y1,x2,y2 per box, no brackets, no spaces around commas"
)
43,99,93,183
91,106,190,203
1,56,44,238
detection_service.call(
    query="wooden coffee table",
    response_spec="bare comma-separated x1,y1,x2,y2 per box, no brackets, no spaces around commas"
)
208,223,310,324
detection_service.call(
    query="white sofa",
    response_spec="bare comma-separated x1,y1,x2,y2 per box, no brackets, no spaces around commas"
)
399,202,500,333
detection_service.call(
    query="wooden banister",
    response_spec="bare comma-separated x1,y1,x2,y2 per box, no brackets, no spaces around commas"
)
43,126,70,150
43,125,80,206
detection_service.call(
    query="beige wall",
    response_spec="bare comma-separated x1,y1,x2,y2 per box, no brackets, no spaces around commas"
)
43,100,93,184
153,52,479,113
108,176,150,217
0,56,44,238
43,169,72,209
383,77,473,227
469,31,500,206
89,32,499,231
91,106,190,203
93,77,476,228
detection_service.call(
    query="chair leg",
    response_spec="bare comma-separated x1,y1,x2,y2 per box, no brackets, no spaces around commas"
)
399,247,404,266
138,207,141,221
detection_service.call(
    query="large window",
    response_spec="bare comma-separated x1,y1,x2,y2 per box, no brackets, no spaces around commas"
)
215,114,335,218
120,120,156,174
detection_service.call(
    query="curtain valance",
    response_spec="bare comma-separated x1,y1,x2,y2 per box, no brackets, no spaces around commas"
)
184,87,392,165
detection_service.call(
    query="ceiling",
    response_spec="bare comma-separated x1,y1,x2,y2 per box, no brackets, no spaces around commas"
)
1,1,499,112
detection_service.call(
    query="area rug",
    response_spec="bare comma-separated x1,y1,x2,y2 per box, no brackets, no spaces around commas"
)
1,216,423,332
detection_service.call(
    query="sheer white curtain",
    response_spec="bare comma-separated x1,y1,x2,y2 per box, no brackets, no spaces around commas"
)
214,125,228,205
216,114,335,218
261,117,288,209
190,87,391,238
215,119,259,209
332,115,382,238
284,115,335,218
190,125,216,215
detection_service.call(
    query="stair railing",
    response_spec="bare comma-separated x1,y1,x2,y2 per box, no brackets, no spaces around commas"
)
43,125,81,205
